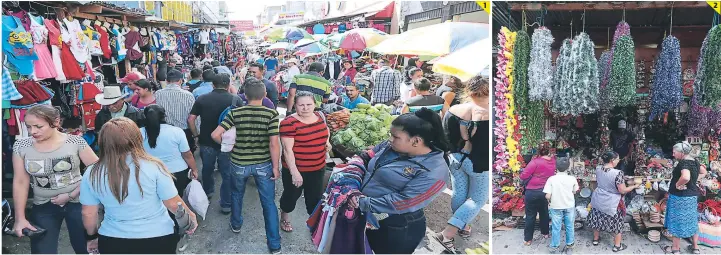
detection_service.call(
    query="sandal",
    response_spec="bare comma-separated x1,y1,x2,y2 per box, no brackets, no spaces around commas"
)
458,227,471,238
524,241,532,246
280,220,293,232
592,239,600,246
687,245,701,254
663,245,680,254
433,233,457,254
612,243,628,252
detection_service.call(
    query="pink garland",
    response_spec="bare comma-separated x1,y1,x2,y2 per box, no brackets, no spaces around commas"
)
494,28,511,173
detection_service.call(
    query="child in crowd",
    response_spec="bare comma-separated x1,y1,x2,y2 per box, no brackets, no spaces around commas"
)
543,157,578,253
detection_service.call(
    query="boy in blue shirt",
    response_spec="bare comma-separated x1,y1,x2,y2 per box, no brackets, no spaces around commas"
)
342,83,369,110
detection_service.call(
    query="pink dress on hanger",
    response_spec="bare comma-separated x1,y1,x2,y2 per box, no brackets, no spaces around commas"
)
28,14,56,80
45,19,67,82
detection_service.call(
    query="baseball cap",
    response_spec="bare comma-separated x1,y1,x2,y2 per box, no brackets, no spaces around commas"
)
167,69,183,82
119,73,142,83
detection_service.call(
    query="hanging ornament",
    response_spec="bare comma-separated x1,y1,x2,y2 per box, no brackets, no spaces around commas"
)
598,51,613,110
701,26,721,108
494,27,519,173
649,36,682,120
688,25,721,137
569,32,599,115
528,27,554,101
552,39,573,114
513,31,531,113
609,35,636,107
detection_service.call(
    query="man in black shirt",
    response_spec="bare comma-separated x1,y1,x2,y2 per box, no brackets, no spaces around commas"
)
611,120,636,175
248,63,279,109
188,73,243,214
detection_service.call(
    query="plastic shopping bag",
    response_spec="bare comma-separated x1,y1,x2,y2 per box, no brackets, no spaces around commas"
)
183,180,209,220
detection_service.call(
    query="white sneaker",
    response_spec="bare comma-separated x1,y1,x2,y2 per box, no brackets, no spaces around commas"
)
178,235,189,252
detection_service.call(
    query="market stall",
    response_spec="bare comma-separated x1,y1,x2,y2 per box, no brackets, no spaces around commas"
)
491,1,721,244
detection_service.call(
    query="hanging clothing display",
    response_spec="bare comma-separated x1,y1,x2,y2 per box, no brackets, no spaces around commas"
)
62,18,91,64
124,30,143,61
2,15,38,75
45,18,67,82
27,13,56,80
95,24,112,59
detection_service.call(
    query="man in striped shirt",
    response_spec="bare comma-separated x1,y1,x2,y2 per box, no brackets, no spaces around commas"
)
287,62,331,113
211,78,282,254
155,69,196,152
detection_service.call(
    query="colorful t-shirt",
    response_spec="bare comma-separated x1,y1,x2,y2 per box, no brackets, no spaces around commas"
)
279,113,329,172
220,105,280,165
13,134,88,205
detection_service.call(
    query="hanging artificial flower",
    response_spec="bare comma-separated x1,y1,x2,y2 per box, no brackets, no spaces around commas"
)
609,35,636,107
701,25,721,108
570,32,600,115
494,27,519,173
649,36,682,120
688,25,721,136
552,39,572,114
528,27,554,101
505,29,522,174
598,51,613,110
512,30,544,151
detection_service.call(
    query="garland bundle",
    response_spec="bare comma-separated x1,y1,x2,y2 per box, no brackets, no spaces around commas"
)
601,22,631,89
513,31,531,112
701,26,721,108
598,51,613,110
609,35,637,107
569,32,599,115
528,27,554,101
493,27,519,173
552,39,573,114
688,25,721,136
649,36,682,120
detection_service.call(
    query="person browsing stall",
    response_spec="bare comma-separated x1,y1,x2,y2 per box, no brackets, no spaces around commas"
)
543,157,579,253
80,118,198,254
519,146,556,246
348,108,451,254
341,83,370,110
95,86,145,133
12,105,100,254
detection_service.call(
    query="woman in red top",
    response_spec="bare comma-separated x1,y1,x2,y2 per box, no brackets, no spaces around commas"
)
130,79,158,110
519,146,556,245
278,91,331,232
339,60,357,83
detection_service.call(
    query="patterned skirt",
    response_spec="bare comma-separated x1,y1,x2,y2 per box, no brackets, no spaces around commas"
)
665,194,699,238
587,207,625,234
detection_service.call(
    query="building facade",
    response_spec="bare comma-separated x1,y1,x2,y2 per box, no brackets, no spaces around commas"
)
401,1,487,31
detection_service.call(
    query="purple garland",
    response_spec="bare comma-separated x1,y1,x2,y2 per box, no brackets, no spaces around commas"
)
688,26,721,136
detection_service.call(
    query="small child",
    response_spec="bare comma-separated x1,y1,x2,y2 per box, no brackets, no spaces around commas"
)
543,157,579,253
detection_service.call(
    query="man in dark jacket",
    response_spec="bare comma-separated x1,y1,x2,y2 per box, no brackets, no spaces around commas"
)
94,86,145,132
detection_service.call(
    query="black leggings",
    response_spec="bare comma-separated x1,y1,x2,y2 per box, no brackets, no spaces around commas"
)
98,234,178,254
279,167,325,215
366,210,426,254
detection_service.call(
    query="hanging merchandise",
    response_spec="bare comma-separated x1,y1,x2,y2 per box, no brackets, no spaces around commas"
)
2,15,38,75
598,51,612,109
688,25,721,137
700,26,721,108
528,27,554,101
552,39,572,114
493,27,520,174
569,32,599,115
27,13,56,80
649,36,682,120
513,30,544,151
608,35,636,107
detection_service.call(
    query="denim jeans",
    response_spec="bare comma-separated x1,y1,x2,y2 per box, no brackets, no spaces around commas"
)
549,208,576,248
30,202,87,254
200,145,231,209
448,153,489,229
229,161,281,250
366,210,426,254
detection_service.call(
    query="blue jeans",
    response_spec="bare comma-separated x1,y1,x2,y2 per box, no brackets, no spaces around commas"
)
229,161,281,250
30,202,87,254
200,146,231,209
549,208,576,248
448,153,489,229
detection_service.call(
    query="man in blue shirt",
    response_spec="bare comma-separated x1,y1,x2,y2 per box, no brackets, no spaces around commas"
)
192,70,216,98
263,53,278,80
342,83,369,110
248,63,279,109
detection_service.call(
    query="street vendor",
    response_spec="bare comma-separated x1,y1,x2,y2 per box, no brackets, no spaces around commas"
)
610,120,636,175
341,83,369,110
348,108,450,254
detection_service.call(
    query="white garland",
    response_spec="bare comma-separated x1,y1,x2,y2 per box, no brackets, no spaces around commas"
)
569,32,599,115
552,39,573,114
528,27,554,101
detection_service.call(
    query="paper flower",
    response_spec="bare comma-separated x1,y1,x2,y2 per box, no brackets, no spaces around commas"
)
649,36,682,119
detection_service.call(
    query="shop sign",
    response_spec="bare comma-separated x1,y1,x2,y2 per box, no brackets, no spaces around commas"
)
278,12,305,21
230,20,255,31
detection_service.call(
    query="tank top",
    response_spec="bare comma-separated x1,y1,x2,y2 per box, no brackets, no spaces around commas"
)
443,112,488,173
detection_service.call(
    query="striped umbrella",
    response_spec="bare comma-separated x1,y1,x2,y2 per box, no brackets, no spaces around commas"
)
339,28,388,51
370,22,489,56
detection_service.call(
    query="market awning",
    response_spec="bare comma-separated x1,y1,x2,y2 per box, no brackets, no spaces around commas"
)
295,0,395,27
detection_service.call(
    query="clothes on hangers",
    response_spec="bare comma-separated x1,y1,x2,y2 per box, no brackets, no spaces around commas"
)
124,30,143,60
45,18,67,82
27,13,56,80
63,18,91,63
2,15,38,75
2,67,23,101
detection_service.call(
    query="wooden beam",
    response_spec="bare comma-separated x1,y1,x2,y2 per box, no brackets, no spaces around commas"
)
511,1,709,11
78,4,103,14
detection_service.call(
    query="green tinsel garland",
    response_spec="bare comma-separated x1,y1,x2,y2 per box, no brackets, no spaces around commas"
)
552,39,573,114
609,35,636,107
701,25,721,108
571,32,599,115
511,30,543,152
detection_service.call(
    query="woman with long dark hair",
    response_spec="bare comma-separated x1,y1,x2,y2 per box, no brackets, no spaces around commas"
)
349,108,451,254
141,105,199,195
79,117,197,254
130,79,158,110
434,75,489,251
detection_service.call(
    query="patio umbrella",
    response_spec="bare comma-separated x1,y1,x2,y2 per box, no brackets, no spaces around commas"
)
431,38,491,81
320,33,345,49
370,22,489,56
339,28,388,51
268,42,293,50
266,27,313,42
311,34,327,41
294,42,332,57
295,38,316,48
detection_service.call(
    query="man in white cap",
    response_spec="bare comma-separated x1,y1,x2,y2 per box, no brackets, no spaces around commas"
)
610,120,636,175
94,86,146,133
284,58,301,89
